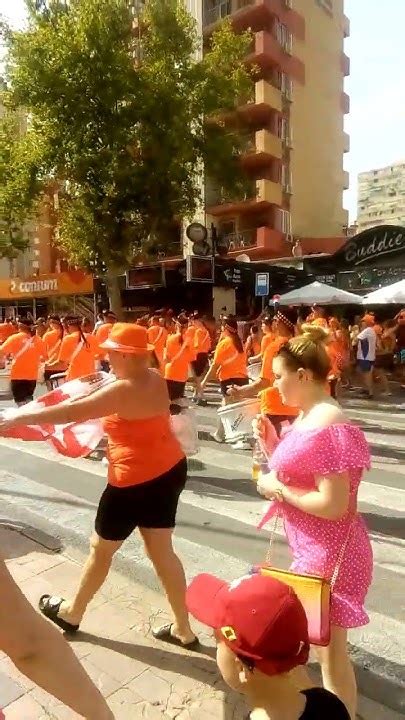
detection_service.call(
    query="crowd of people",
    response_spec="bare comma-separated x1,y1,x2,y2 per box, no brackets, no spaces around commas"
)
0,301,403,719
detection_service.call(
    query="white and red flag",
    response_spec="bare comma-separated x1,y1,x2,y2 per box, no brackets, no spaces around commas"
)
0,373,113,458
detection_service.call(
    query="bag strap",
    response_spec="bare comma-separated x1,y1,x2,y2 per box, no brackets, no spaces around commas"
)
12,337,34,362
266,507,354,589
69,338,85,364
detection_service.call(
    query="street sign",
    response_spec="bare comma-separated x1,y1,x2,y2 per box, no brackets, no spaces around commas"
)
255,272,269,297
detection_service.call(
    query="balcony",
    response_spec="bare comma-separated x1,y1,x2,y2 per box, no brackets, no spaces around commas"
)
237,80,282,124
343,170,350,190
248,31,305,84
241,129,282,170
343,131,350,153
203,0,305,40
341,92,350,115
220,228,257,251
341,53,350,77
206,178,282,216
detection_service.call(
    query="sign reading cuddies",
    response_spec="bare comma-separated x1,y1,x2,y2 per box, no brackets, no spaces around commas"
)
255,272,269,297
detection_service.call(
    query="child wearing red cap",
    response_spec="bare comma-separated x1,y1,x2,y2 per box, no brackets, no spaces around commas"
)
187,573,350,719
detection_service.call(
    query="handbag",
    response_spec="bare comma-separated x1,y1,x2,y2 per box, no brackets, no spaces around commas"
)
253,511,353,647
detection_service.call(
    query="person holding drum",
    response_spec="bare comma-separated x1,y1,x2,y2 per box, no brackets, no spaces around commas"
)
191,314,213,406
0,317,45,406
46,315,99,382
164,315,195,402
249,315,274,365
201,315,248,445
228,310,298,436
147,315,168,369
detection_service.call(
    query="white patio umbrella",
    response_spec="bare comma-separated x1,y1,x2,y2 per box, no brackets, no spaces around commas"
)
363,279,405,304
275,281,363,306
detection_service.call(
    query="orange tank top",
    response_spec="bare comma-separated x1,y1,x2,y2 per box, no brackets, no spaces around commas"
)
102,413,184,487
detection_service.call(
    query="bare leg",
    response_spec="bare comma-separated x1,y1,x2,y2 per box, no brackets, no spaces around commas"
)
58,533,122,625
317,626,357,720
140,527,195,644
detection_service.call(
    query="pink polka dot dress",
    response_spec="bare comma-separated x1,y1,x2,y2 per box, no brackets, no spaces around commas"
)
260,423,373,628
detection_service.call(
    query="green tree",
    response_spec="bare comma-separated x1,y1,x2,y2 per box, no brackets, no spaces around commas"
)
3,0,253,314
0,89,43,268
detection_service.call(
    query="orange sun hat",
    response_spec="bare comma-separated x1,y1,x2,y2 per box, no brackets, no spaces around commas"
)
99,322,154,354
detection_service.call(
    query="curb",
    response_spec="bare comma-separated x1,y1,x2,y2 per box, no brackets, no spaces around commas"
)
1,499,404,715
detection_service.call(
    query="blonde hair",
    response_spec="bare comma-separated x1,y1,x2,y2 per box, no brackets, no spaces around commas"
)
276,324,331,381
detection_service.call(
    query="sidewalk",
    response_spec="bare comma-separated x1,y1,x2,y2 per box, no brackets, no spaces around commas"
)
0,527,402,720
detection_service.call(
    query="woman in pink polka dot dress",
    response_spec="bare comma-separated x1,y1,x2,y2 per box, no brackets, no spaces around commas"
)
255,324,373,720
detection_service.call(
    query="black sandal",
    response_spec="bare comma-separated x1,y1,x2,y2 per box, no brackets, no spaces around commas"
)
39,595,80,634
152,623,199,650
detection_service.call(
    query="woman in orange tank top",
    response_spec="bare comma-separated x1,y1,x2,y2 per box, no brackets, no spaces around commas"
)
1,323,197,649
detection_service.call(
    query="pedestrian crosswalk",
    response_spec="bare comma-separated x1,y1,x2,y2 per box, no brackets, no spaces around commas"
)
0,391,404,710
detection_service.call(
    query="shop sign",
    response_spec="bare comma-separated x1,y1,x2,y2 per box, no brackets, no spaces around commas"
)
0,271,94,300
315,273,337,286
333,225,405,270
255,272,269,297
126,265,165,288
186,255,214,283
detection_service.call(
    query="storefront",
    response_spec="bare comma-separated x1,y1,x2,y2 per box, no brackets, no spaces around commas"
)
305,225,405,294
123,258,308,318
0,271,94,319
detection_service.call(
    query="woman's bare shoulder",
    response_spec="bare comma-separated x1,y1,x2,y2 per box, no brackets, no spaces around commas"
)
305,401,347,429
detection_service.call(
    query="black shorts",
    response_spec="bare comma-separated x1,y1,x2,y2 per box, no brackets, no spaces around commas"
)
191,352,209,377
220,377,249,397
95,458,187,541
11,380,36,405
166,379,186,401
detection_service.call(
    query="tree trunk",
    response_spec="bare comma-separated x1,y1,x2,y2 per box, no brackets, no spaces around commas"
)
105,273,124,319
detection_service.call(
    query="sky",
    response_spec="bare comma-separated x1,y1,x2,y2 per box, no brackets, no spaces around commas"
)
1,0,405,222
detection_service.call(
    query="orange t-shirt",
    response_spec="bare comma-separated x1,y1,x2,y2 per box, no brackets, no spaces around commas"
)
95,322,114,360
147,325,168,363
0,324,15,344
43,329,63,362
164,333,195,382
0,332,45,380
260,332,274,355
213,337,247,382
58,332,99,381
260,336,298,417
194,326,211,354
102,414,184,487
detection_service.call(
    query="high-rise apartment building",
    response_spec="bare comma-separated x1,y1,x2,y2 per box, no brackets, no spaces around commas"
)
357,161,405,234
203,0,350,259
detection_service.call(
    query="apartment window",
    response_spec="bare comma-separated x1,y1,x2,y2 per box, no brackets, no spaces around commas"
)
279,209,292,235
275,22,292,54
315,0,332,13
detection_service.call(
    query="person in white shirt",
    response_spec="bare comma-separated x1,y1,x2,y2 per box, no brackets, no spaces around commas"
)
356,314,377,399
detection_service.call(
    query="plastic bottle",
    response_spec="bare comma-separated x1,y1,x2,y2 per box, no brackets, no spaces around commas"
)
251,440,268,484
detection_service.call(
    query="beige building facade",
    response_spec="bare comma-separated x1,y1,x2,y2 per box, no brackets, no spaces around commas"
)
202,0,350,259
357,161,405,234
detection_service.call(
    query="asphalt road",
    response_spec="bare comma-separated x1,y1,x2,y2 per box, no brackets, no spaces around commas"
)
0,388,404,712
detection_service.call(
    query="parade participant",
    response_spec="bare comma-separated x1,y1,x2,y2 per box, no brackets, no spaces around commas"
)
384,309,405,388
93,310,105,333
82,316,93,334
254,324,372,719
43,315,65,390
95,311,117,372
0,557,114,720
164,315,195,401
34,317,48,338
147,315,168,368
309,305,328,329
229,311,298,436
201,315,248,443
186,573,350,720
0,317,45,405
191,314,213,405
0,318,16,344
47,315,99,382
356,314,377,399
0,323,197,649
249,316,274,364
244,324,261,360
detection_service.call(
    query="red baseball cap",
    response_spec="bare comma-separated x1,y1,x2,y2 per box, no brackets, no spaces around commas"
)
99,322,153,354
186,573,309,676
